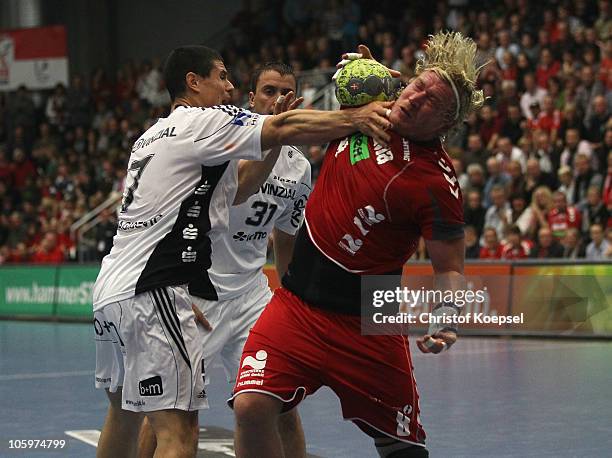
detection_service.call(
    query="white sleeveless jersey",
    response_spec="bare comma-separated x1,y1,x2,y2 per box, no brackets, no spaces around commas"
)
93,105,269,311
190,147,311,301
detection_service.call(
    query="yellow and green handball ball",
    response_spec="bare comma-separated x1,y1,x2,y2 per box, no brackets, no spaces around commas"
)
334,59,395,107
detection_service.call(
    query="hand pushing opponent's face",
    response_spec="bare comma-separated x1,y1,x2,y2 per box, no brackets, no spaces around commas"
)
249,70,297,115
389,70,456,141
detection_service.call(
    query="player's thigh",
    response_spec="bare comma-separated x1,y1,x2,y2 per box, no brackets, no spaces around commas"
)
94,303,126,393
325,329,427,446
229,288,325,412
120,286,208,413
221,282,272,383
192,295,233,384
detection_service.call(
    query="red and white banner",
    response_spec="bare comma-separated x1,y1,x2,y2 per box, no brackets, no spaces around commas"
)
0,25,68,91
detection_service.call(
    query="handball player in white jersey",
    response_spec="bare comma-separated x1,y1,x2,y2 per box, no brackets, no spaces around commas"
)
93,44,393,458
138,62,310,457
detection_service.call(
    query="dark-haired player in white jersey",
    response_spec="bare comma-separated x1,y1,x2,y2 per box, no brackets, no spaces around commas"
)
138,62,310,457
93,44,392,458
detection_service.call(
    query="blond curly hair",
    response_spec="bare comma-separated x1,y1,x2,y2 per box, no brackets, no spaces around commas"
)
415,31,486,130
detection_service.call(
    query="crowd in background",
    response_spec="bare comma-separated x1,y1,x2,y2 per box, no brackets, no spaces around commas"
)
0,0,611,264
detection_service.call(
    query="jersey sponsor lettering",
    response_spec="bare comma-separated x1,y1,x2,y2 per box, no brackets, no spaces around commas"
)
117,214,163,232
131,127,177,152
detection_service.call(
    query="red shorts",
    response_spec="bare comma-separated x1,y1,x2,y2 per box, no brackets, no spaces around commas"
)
230,287,426,446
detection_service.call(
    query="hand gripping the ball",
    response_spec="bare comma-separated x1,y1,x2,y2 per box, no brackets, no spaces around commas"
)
332,44,402,81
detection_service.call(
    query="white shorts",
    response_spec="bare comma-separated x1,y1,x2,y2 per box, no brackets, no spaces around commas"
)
94,285,208,412
195,275,272,387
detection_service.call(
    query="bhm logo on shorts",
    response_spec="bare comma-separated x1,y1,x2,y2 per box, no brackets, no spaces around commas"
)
139,376,163,396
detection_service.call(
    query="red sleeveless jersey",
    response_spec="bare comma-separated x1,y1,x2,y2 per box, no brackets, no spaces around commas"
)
304,131,464,274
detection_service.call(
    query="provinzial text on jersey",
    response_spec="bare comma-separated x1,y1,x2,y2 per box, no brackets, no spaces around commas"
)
260,183,296,200
131,127,177,152
118,214,164,232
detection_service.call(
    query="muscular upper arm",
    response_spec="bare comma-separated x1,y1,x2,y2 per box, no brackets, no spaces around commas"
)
425,236,465,275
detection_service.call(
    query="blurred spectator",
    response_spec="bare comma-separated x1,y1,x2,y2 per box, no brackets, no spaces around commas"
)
463,133,488,169
31,232,65,264
464,225,480,259
479,227,503,259
584,95,610,143
45,84,67,130
529,95,561,143
520,73,547,120
510,193,532,235
478,105,502,150
530,226,564,258
581,185,609,234
6,85,36,148
495,136,527,172
559,127,593,167
603,150,612,207
605,228,612,258
94,209,117,261
501,104,525,144
452,158,469,190
464,190,486,237
66,75,91,128
483,157,510,207
585,223,609,259
573,153,603,205
524,158,557,203
495,30,520,69
548,191,582,239
531,131,555,173
535,48,560,89
136,60,170,107
557,165,576,202
501,225,530,259
465,163,486,195
484,185,512,239
575,66,605,124
11,148,36,190
507,160,527,199
562,227,585,259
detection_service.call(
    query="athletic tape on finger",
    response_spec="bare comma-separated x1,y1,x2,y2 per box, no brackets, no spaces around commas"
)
332,54,363,81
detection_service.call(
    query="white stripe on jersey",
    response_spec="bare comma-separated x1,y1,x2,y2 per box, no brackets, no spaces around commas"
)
93,106,269,311
191,146,311,301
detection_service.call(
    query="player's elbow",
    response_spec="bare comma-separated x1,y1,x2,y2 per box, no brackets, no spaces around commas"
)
261,114,297,150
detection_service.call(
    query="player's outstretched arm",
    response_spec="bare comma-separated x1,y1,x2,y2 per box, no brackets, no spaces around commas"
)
260,100,393,151
234,92,303,205
417,236,466,354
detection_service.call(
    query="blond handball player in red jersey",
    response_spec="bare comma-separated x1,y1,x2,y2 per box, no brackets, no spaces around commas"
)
230,32,485,458
93,44,393,458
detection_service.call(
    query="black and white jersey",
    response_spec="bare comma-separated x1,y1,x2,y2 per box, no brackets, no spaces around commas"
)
190,147,311,301
93,105,269,311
